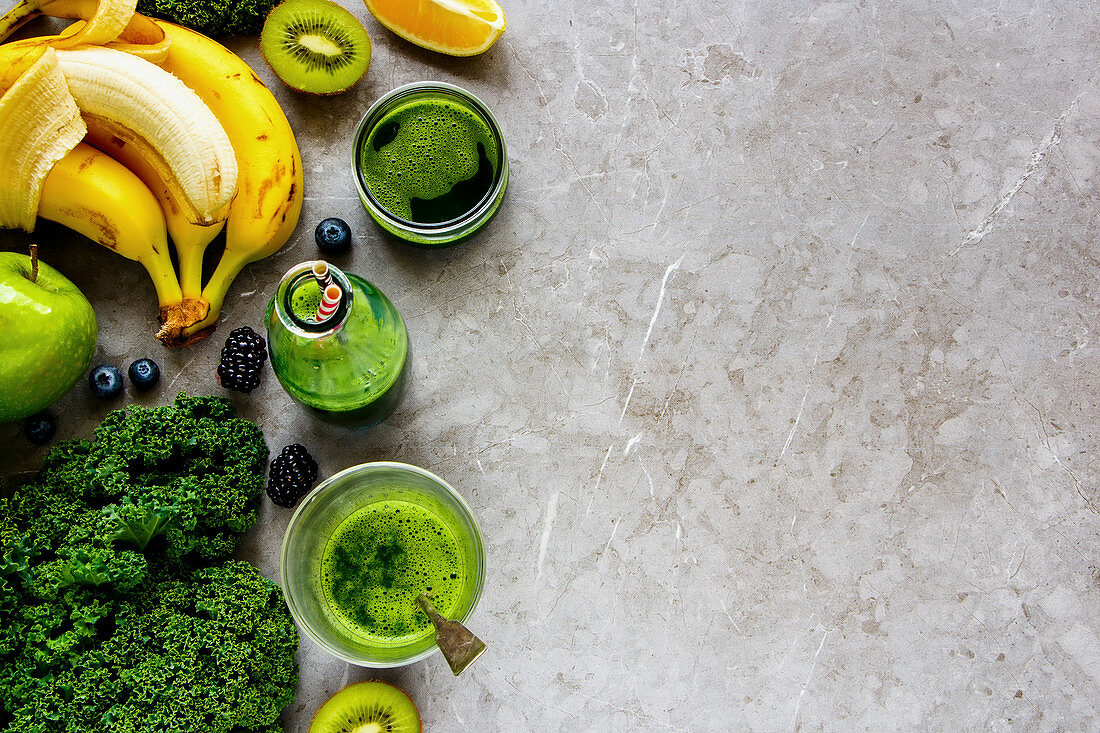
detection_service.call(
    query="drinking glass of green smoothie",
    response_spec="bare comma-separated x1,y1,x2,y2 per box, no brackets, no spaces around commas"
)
352,81,508,247
281,462,485,667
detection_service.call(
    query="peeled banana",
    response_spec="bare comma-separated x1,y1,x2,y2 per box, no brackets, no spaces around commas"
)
38,143,206,336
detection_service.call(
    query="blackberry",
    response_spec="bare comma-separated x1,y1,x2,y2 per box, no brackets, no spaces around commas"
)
217,326,267,393
267,444,318,507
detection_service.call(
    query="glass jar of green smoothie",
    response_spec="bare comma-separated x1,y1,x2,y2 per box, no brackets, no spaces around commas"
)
265,261,408,428
352,81,509,248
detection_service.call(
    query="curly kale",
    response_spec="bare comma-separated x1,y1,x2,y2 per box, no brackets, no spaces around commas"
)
136,0,278,36
5,563,297,733
0,395,297,733
50,393,268,561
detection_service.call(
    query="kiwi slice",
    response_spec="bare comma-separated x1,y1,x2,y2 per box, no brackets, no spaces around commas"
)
261,0,371,95
309,681,421,733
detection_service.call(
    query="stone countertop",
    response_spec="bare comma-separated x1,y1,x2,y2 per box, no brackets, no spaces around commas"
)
3,0,1100,730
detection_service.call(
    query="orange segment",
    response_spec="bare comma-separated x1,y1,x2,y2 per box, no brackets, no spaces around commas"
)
364,0,505,56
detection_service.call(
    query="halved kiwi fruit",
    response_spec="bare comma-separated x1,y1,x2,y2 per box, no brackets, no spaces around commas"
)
261,0,372,95
309,681,422,733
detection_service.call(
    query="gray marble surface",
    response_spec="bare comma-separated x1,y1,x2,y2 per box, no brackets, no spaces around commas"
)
3,0,1100,730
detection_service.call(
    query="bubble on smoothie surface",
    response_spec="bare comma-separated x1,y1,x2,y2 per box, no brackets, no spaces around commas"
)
291,279,324,321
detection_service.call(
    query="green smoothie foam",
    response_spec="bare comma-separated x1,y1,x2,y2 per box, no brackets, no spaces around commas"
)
289,279,323,322
359,97,499,224
320,500,467,642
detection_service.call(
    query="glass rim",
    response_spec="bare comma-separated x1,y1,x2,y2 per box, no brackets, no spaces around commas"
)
351,81,508,235
279,461,486,668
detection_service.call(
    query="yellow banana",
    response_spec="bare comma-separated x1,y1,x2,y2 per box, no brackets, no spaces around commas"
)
84,115,227,299
1,0,224,302
38,143,206,338
0,0,218,341
154,21,303,344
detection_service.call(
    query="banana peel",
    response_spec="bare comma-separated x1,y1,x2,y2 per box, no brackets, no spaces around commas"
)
2,14,171,61
0,0,137,46
0,46,86,231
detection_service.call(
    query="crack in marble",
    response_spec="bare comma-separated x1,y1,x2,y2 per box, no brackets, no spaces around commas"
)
619,377,641,424
534,491,559,585
657,320,701,424
778,214,868,461
640,463,655,496
164,353,198,394
497,670,579,723
1019,393,1098,514
602,516,621,555
791,631,829,731
620,255,686,423
950,92,1082,255
566,688,687,732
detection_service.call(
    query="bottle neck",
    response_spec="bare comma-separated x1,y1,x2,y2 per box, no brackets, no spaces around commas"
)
275,263,353,338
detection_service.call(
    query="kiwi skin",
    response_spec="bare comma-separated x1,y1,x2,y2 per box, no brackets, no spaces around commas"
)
260,0,372,96
308,680,422,733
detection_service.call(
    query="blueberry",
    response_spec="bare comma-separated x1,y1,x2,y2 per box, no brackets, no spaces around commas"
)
128,358,160,391
315,217,351,253
88,364,123,399
24,412,55,445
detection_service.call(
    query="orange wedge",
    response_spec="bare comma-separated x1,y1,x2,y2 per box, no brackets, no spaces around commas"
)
364,0,505,56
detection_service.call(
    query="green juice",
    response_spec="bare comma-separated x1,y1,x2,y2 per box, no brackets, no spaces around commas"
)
359,97,499,225
289,279,323,321
320,500,469,644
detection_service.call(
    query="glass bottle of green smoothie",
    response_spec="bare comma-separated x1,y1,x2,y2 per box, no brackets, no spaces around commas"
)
265,261,408,428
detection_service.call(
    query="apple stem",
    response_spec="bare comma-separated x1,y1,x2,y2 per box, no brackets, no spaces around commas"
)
27,243,38,284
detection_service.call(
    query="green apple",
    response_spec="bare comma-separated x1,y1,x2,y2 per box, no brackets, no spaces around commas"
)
0,252,97,422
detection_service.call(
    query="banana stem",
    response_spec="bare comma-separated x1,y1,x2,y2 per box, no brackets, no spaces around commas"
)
157,297,209,343
176,241,208,300
178,251,252,339
140,252,212,344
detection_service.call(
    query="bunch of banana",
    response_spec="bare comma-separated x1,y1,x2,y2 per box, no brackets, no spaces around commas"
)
0,0,302,345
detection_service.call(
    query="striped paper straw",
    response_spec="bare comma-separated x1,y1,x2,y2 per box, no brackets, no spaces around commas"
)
312,261,333,289
314,284,342,321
